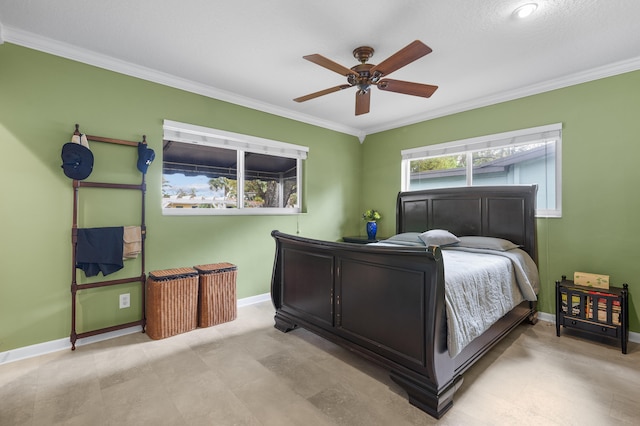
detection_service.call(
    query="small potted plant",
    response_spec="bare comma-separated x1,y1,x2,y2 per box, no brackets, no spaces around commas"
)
362,209,381,240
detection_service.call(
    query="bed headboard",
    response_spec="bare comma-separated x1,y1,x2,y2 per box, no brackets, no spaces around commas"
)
396,185,538,262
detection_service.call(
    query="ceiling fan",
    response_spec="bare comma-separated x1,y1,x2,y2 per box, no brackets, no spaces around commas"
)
294,40,438,116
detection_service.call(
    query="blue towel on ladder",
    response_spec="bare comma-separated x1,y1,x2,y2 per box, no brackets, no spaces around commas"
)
76,227,124,277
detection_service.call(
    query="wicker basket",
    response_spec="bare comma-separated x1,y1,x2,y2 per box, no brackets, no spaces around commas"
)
146,267,199,340
194,263,237,327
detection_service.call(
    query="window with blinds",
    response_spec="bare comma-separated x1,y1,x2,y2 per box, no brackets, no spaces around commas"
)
401,123,562,217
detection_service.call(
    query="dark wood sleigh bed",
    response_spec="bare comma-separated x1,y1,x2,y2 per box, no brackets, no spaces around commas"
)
270,185,539,418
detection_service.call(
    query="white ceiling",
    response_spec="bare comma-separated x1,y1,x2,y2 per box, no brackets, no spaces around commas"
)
1,0,640,139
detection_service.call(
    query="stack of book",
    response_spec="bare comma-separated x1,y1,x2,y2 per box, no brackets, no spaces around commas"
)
586,290,621,325
561,293,582,316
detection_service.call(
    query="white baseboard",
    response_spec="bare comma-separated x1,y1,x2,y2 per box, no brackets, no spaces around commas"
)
2,300,636,366
0,293,272,366
237,292,271,307
537,311,556,324
536,311,640,343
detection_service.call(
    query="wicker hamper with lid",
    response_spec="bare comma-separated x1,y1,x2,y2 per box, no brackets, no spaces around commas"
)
194,263,237,327
146,267,199,339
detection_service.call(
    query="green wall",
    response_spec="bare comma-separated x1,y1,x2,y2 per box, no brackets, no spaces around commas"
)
2,41,639,353
0,43,362,351
362,70,640,331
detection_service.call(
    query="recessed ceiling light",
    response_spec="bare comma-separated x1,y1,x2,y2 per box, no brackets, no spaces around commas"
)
513,3,538,19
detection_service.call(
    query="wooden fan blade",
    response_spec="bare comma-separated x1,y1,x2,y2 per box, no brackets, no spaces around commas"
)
377,79,438,98
303,54,358,77
355,90,371,115
369,40,432,77
293,84,352,102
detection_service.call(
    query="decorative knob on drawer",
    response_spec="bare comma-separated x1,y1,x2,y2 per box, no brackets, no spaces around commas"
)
602,327,607,332
571,320,577,325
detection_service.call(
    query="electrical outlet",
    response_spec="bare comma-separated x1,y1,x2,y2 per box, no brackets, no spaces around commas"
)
119,293,130,309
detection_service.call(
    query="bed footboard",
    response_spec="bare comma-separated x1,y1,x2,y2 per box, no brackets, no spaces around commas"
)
270,230,458,418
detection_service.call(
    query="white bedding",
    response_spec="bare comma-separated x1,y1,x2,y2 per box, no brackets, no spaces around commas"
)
442,247,538,357
371,237,539,357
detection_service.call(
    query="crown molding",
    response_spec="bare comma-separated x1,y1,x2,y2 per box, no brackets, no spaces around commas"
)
363,55,640,135
2,25,362,139
4,25,640,140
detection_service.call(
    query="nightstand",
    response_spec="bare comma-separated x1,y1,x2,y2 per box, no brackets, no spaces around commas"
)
342,236,384,244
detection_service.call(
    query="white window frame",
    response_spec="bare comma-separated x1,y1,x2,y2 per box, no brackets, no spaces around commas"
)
162,120,308,216
401,123,562,217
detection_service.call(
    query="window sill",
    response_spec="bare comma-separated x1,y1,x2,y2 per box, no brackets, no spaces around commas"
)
162,208,303,216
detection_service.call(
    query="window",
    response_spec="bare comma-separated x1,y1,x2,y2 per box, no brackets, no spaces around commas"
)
162,120,308,215
401,123,562,217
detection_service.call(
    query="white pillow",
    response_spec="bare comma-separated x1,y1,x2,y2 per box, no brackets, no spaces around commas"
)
385,232,422,243
418,229,460,246
457,236,519,251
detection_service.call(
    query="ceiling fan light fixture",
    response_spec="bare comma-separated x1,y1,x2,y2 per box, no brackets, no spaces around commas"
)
357,84,370,95
513,3,538,19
